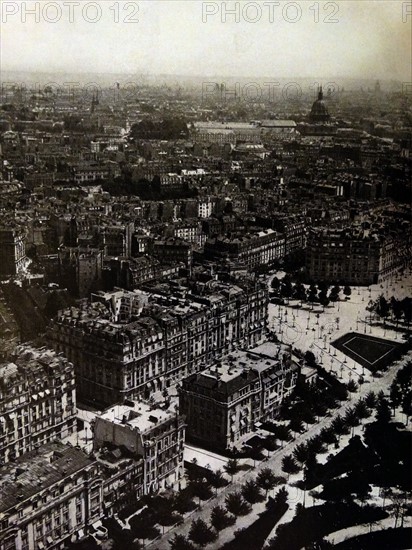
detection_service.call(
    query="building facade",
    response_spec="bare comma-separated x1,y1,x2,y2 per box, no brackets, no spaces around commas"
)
93,400,185,494
179,343,299,451
0,227,27,278
49,281,268,407
0,442,103,550
0,345,77,464
306,226,411,285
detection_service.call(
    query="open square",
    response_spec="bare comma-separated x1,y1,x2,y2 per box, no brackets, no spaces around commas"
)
331,332,408,372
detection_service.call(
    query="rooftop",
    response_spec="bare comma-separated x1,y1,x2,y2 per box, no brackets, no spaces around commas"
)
0,442,93,514
98,400,175,433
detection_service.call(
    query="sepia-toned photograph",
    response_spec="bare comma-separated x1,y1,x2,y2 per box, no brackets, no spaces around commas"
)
0,1,411,549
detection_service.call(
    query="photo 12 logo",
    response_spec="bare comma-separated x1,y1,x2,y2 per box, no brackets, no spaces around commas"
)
202,81,339,103
202,1,340,24
0,82,140,104
1,1,140,24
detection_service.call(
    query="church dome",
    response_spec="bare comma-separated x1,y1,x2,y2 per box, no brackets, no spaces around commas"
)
309,87,330,122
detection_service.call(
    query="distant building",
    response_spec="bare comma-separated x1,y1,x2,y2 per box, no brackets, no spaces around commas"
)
152,238,193,269
0,227,27,278
179,343,299,451
204,229,286,269
94,400,185,493
58,246,103,298
309,87,331,123
0,345,77,464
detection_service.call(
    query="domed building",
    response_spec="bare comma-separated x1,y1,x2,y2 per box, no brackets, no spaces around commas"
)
309,86,330,123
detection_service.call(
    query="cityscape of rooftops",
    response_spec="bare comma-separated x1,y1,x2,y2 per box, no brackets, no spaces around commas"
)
0,1,411,549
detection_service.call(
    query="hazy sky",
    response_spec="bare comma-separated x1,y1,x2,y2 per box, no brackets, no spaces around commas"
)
1,0,411,79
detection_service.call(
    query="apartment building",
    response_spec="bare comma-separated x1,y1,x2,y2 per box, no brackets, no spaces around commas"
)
204,229,286,269
179,342,299,451
49,280,268,407
0,227,27,278
0,345,77,464
0,442,102,550
94,400,185,494
306,225,411,285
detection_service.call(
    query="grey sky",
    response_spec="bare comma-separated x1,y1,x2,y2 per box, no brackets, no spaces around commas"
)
1,1,411,79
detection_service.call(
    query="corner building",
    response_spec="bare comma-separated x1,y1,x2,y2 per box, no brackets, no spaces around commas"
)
49,280,268,407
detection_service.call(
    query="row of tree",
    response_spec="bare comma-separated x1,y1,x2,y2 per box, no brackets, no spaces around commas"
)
271,276,351,307
169,468,287,549
281,391,390,478
367,295,412,326
389,360,412,421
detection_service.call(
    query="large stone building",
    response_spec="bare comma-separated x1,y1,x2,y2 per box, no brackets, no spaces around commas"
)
179,343,299,451
0,345,77,464
0,442,102,550
306,225,411,285
309,87,331,123
94,400,185,494
204,229,286,269
49,280,268,407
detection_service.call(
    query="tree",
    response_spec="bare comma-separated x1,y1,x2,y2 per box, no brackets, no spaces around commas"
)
343,286,352,297
241,479,264,504
282,454,300,477
365,391,377,409
376,295,390,323
129,517,160,542
319,291,330,311
174,491,196,514
354,399,371,420
189,479,213,502
305,350,317,366
331,414,350,437
289,418,304,434
344,407,360,436
391,297,403,326
225,492,252,516
224,458,240,482
306,436,326,455
188,519,217,548
210,505,235,531
209,469,228,493
274,425,291,447
401,391,412,425
390,362,412,416
293,443,310,465
320,427,338,446
346,379,358,393
401,297,412,327
256,468,284,497
274,486,289,507
169,534,196,550
376,396,391,424
271,276,280,291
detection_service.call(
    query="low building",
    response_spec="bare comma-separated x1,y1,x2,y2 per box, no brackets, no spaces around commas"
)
179,343,299,451
94,400,185,494
0,345,77,464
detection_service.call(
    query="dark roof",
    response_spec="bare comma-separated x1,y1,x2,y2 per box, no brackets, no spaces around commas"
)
0,442,94,513
184,369,258,396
